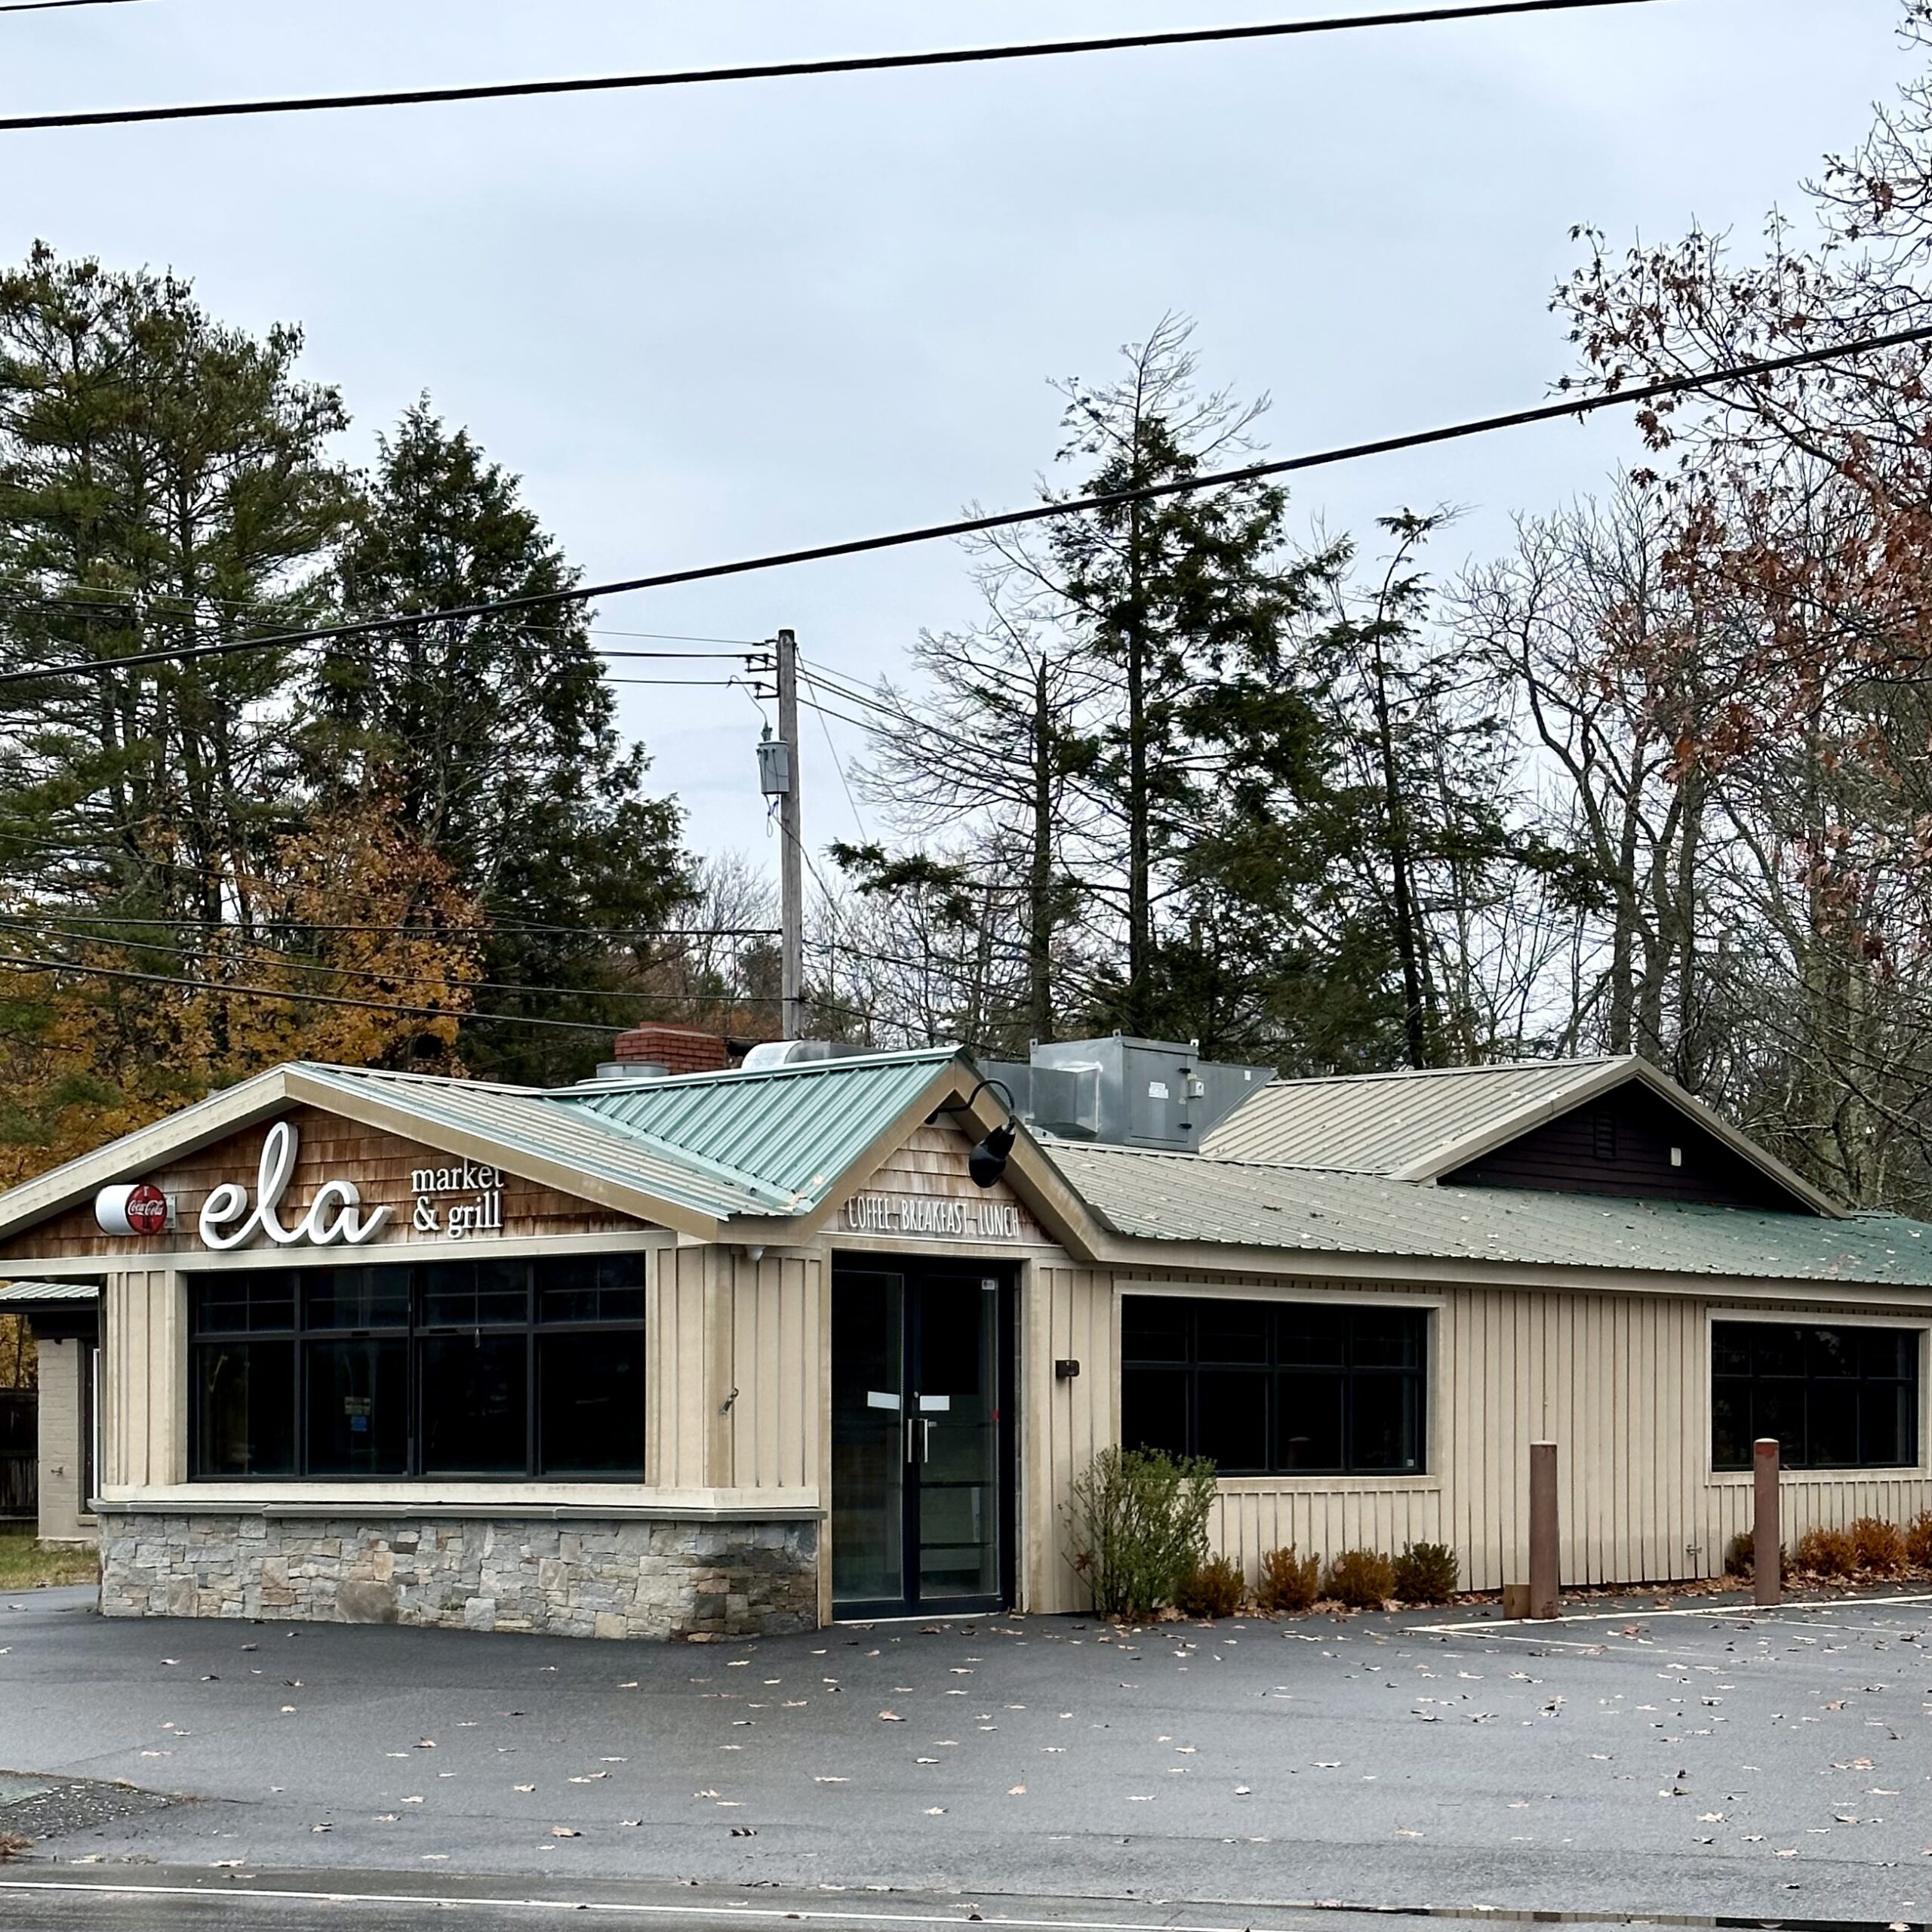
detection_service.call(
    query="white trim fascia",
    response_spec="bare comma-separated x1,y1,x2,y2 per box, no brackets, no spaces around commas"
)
281,1067,724,1238
170,1229,675,1271
783,1061,1109,1263
0,1064,738,1254
94,1482,823,1522
1113,1274,1445,1308
1084,1235,1932,1307
0,1066,294,1244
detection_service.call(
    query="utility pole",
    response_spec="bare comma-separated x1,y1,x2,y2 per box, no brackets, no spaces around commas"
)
775,628,806,1038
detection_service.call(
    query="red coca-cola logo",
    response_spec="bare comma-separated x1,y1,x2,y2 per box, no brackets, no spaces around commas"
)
125,1183,169,1235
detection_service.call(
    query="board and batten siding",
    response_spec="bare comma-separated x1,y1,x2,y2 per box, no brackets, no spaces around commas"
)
35,1336,91,1543
645,1243,826,1498
1023,1267,1932,1609
102,1269,185,1492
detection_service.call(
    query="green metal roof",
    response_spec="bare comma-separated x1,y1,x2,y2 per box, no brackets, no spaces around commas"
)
295,1064,793,1219
549,1048,964,1211
1051,1141,1932,1287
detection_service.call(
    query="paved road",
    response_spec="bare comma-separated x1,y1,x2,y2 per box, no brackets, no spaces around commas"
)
2,1584,1930,1922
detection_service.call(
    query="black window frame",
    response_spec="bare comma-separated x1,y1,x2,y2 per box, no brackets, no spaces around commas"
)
188,1255,647,1483
1120,1294,1429,1477
1712,1319,1922,1472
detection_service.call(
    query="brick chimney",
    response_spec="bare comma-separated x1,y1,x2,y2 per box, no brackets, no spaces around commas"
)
611,1024,730,1075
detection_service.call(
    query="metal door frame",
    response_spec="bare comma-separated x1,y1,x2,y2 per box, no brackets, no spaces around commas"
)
830,1255,1017,1620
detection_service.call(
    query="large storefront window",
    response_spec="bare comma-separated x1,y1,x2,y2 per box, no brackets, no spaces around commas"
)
1712,1321,1921,1471
1121,1296,1427,1475
190,1257,646,1481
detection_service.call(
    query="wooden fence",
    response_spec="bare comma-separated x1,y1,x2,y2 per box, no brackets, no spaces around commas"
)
0,1392,35,1522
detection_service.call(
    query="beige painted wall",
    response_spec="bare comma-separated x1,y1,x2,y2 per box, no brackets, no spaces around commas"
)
646,1244,827,1499
102,1269,186,1492
1022,1267,1932,1609
34,1335,92,1543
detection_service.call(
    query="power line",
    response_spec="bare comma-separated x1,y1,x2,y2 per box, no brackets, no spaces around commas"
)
0,0,144,12
0,944,825,1029
0,908,777,939
0,914,767,1003
0,0,1659,134
7,320,1924,693
0,947,629,1033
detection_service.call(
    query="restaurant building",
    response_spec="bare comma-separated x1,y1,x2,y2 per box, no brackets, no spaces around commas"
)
0,1033,1928,1638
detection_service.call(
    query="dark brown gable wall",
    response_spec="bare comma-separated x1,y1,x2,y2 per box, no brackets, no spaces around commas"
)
1441,1081,1814,1213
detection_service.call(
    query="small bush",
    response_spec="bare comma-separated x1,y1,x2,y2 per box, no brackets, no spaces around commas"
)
1177,1555,1245,1619
1723,1528,1755,1577
1392,1542,1459,1604
1067,1446,1219,1621
1850,1515,1906,1574
1324,1548,1397,1608
1257,1546,1321,1614
1793,1526,1857,1578
0,1830,29,1862
1906,1511,1932,1569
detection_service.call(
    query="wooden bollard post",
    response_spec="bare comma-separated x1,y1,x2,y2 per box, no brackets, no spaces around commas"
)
1753,1438,1782,1607
1528,1441,1560,1620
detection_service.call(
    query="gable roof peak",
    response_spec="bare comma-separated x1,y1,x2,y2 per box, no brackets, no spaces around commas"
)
1204,1052,1839,1218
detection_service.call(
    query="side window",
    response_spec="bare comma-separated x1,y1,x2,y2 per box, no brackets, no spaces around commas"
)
1712,1321,1921,1470
1121,1297,1427,1476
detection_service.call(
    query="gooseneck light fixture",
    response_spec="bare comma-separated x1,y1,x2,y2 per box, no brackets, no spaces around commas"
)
928,1076,1020,1190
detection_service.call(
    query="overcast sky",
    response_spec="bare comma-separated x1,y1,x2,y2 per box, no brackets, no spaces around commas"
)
0,0,1912,872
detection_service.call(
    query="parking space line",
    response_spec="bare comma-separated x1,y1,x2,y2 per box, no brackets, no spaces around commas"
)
1404,1593,1932,1639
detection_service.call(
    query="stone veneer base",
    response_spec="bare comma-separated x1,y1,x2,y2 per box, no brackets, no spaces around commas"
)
100,1512,820,1641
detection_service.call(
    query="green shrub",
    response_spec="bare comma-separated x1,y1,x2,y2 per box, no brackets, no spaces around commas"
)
1067,1445,1219,1621
1392,1542,1459,1604
1724,1527,1755,1577
1324,1548,1396,1608
1794,1526,1857,1577
1850,1515,1906,1574
1257,1545,1321,1614
1906,1511,1932,1568
1176,1554,1245,1619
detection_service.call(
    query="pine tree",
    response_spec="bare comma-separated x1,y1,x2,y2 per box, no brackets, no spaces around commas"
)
318,403,694,1081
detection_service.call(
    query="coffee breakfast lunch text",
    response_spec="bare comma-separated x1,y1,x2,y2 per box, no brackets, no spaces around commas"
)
841,1192,1023,1238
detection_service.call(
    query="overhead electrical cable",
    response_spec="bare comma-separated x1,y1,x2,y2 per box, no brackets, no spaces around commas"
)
0,0,1659,134
0,948,629,1032
0,0,145,13
8,321,1929,692
0,946,829,1029
0,915,764,1003
0,910,777,938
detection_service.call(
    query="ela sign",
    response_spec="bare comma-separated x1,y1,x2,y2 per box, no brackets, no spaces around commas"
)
198,1121,390,1251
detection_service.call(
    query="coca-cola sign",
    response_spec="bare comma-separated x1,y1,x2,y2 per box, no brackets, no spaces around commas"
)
94,1182,172,1237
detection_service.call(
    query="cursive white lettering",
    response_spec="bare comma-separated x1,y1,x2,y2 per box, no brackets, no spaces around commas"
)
198,1121,390,1251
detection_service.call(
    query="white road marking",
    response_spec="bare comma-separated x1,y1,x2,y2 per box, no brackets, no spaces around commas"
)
1405,1592,1932,1639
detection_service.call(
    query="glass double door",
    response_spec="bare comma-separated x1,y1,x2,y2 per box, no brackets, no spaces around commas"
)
831,1266,1011,1619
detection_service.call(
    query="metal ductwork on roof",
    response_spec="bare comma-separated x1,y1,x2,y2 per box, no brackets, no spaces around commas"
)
980,1035,1275,1153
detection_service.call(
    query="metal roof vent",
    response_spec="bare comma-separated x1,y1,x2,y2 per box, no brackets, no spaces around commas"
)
740,1039,869,1072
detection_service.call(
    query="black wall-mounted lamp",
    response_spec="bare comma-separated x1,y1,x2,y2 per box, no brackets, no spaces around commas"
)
929,1076,1020,1191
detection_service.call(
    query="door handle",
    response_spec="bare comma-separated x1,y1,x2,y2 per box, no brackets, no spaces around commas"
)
906,1414,933,1464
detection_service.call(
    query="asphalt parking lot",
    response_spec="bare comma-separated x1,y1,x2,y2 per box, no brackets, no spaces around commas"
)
2,1583,1930,1923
